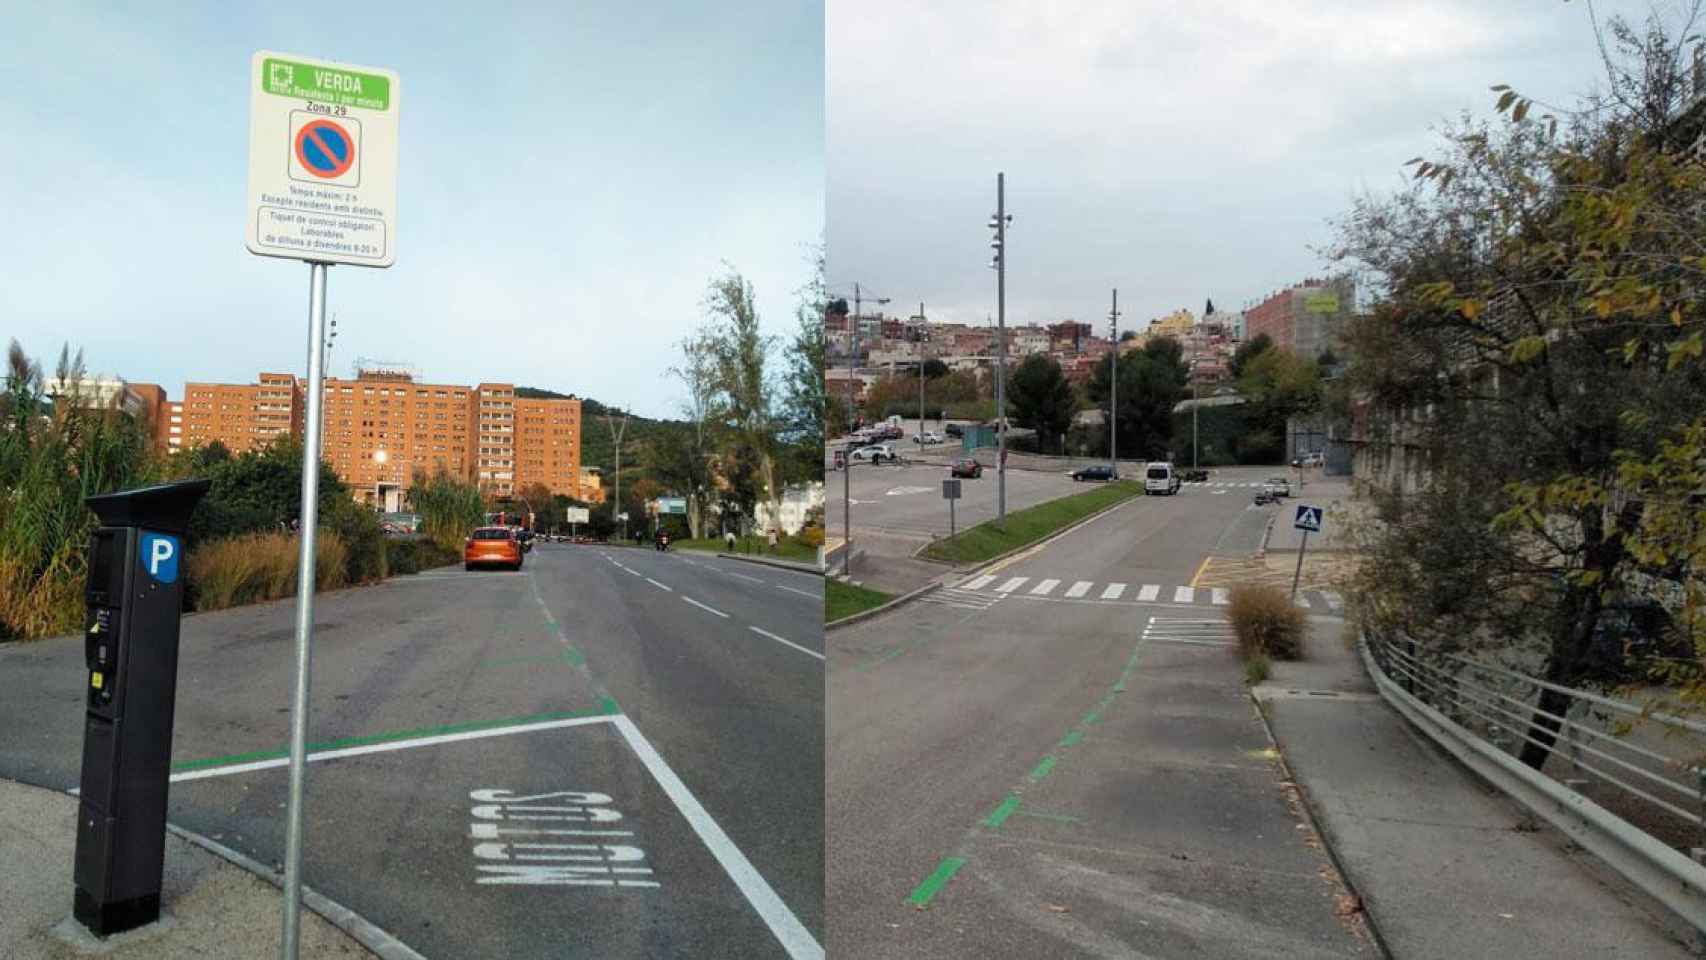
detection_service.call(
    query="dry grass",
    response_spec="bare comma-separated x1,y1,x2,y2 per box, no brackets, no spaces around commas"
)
1228,583,1308,661
186,532,350,612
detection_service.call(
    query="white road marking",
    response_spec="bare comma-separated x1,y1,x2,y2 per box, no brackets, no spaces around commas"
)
611,715,824,960
1100,583,1127,600
646,578,672,592
776,584,821,600
750,626,825,661
1137,584,1160,602
1029,578,1060,596
169,715,619,783
1211,588,1230,605
1064,580,1092,598
683,596,729,618
1146,637,1233,647
729,572,765,584
1174,586,1195,603
963,574,997,590
995,577,1029,594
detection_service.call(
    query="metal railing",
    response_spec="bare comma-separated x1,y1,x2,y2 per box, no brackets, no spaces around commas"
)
1363,631,1706,935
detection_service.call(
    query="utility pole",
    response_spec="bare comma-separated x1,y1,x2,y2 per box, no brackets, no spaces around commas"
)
604,410,628,540
1108,289,1119,477
996,176,1007,526
1192,361,1200,471
913,302,927,436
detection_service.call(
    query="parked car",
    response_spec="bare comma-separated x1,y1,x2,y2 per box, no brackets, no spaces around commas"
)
516,528,535,553
464,526,524,571
914,431,944,445
1263,477,1291,498
878,424,905,441
1144,462,1182,495
1071,464,1117,482
950,458,984,478
851,443,898,464
944,423,965,438
1254,490,1276,505
1301,451,1326,468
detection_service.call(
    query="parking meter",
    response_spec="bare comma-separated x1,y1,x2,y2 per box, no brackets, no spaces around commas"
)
73,479,208,937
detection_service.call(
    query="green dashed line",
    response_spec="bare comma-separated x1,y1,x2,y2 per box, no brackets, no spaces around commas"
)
907,857,967,907
1029,756,1058,782
562,647,586,667
1082,707,1104,726
982,794,1021,828
1058,730,1083,748
599,695,621,715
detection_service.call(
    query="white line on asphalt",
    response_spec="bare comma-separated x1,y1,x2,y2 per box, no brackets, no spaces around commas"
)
1100,583,1126,600
1211,588,1230,605
1174,586,1195,603
1145,637,1233,646
646,578,672,592
168,715,619,784
1029,578,1060,596
683,596,729,618
995,577,1028,594
776,584,821,600
1137,584,1160,602
1065,580,1091,598
962,574,997,590
610,715,824,960
749,626,825,661
728,572,765,584
623,566,642,576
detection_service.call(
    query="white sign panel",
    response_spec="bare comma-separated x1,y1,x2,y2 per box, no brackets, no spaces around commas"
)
1293,503,1324,533
246,51,399,267
565,507,590,524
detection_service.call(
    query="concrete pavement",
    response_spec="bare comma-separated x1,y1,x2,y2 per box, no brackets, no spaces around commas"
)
0,544,823,959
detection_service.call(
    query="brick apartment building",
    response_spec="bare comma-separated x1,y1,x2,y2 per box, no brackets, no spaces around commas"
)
171,369,583,508
1243,276,1354,359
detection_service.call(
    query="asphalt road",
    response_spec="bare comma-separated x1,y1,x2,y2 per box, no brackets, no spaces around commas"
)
826,469,1370,958
0,543,824,959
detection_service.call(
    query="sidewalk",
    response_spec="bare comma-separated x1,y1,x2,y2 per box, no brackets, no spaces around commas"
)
1256,619,1693,958
0,778,376,959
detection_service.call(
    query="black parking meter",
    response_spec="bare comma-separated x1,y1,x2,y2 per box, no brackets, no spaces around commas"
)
72,479,208,937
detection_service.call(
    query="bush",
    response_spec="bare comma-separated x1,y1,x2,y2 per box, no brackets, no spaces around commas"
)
1244,652,1272,684
185,531,350,612
416,541,462,570
326,499,386,584
1228,584,1307,660
385,538,421,575
797,524,825,548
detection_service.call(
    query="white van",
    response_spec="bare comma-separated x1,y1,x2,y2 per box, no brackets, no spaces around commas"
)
1144,461,1181,495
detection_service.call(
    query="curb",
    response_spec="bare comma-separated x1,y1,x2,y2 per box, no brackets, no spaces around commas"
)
714,552,824,575
1245,697,1395,960
826,580,943,631
1256,514,1276,560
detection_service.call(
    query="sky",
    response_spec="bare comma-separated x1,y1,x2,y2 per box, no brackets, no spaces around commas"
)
0,2,823,420
826,0,1679,333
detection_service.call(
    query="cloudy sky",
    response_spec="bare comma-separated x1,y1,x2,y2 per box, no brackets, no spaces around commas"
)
0,2,822,420
826,0,1672,333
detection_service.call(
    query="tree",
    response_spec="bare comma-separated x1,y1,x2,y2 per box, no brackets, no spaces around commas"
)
1230,333,1274,380
1330,5,1706,764
668,332,720,539
922,358,950,379
704,265,783,535
780,243,827,488
1142,336,1189,390
1006,355,1077,453
1086,350,1184,460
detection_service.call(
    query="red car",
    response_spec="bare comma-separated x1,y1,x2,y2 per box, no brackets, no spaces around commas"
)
464,526,524,571
950,458,984,478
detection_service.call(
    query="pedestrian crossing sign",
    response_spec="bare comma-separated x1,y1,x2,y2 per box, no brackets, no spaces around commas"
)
1294,504,1324,533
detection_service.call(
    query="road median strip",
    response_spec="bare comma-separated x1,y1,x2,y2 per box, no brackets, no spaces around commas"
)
918,480,1144,566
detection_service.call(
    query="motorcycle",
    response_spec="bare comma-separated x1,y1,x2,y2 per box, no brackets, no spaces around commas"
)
655,533,670,552
1253,491,1275,506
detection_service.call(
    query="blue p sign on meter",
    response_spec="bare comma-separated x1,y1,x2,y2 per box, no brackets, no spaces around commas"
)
246,51,399,267
140,532,180,584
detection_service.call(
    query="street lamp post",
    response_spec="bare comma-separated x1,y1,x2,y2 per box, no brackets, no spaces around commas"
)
1108,289,1119,476
913,303,927,437
989,173,1012,527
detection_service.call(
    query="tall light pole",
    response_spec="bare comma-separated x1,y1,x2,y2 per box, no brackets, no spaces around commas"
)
604,410,628,539
1192,358,1201,470
912,302,928,435
840,284,887,575
1108,289,1119,476
989,173,1011,527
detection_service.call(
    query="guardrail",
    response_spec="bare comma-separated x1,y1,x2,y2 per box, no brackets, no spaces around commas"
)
1361,632,1706,936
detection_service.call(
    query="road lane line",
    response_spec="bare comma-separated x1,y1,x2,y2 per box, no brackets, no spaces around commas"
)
1100,583,1126,600
1028,578,1060,596
1188,556,1212,587
962,574,997,590
994,577,1028,594
611,715,823,960
646,578,672,592
1137,584,1160,602
1174,586,1195,603
907,857,967,907
1064,580,1091,598
727,571,765,584
750,626,825,661
683,596,730,618
776,584,821,600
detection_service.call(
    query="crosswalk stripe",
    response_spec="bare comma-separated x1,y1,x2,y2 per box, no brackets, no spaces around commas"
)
1294,595,1311,608
1100,583,1126,600
1174,586,1195,603
963,574,996,590
1211,587,1229,605
1030,578,1060,596
1137,584,1160,602
995,577,1028,594
1065,580,1091,598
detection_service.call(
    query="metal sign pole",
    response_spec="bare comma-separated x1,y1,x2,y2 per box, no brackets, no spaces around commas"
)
1290,528,1308,602
281,261,329,960
950,496,956,538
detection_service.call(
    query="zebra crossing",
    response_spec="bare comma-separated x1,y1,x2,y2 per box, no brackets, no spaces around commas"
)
953,573,1343,612
920,585,1005,610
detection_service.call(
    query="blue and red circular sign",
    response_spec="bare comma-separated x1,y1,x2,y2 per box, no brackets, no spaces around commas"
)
294,119,355,179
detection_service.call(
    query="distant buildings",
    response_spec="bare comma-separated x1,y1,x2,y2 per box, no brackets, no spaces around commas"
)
1243,275,1354,360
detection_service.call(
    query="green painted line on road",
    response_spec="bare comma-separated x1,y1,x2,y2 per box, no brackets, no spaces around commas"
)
907,857,967,907
599,694,621,715
1081,708,1103,726
563,646,586,667
1016,809,1084,824
982,794,1021,828
171,702,619,772
1058,730,1083,748
1029,756,1058,782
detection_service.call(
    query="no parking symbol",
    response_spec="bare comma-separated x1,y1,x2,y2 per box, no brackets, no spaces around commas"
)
288,112,361,187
